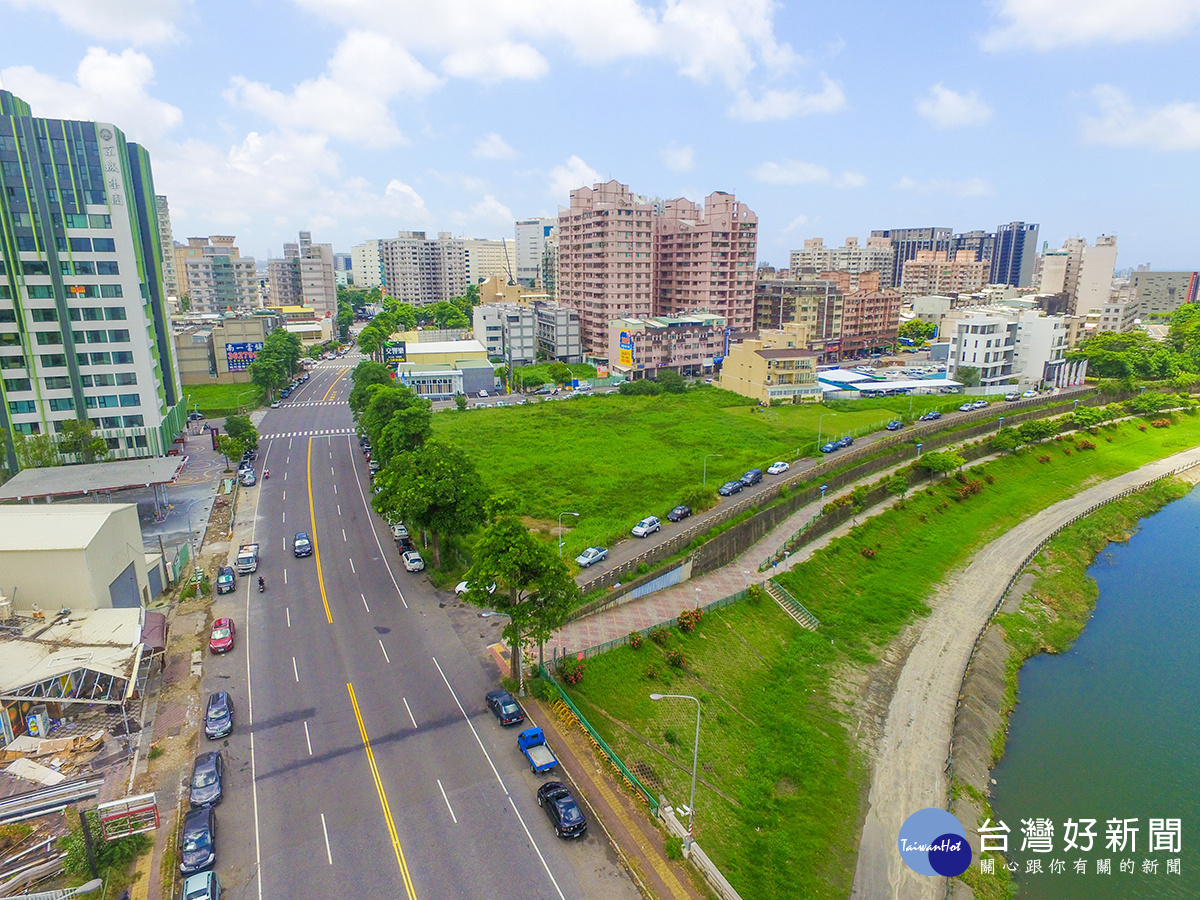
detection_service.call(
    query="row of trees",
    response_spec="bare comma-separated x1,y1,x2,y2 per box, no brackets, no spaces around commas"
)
247,329,303,401
214,414,259,471
1068,304,1200,381
355,294,479,361
350,361,577,679
4,418,111,471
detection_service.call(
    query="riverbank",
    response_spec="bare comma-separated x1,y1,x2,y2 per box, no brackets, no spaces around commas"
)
947,474,1196,899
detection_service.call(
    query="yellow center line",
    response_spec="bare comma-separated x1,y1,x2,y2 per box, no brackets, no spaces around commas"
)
322,367,349,402
348,682,419,899
307,438,333,624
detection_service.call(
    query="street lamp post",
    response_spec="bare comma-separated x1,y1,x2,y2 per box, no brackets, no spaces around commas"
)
182,497,206,584
916,442,924,457
702,453,723,488
235,388,257,415
694,587,701,609
998,417,1005,431
557,511,579,557
650,693,701,852
819,484,827,503
817,412,836,450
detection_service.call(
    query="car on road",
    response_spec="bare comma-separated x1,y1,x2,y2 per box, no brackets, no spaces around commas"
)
836,436,854,449
971,399,989,410
240,471,256,487
270,400,281,409
188,411,205,422
885,420,904,431
1004,391,1021,402
575,547,608,568
1023,389,1038,398
485,689,526,726
204,691,234,740
919,410,943,421
959,402,974,412
820,441,838,453
215,566,235,595
180,871,221,900
537,781,588,839
631,515,661,537
189,751,224,807
280,389,290,399
667,505,692,522
208,618,235,654
495,400,509,407
179,806,217,875
767,461,790,475
293,532,312,557
718,480,744,496
402,550,425,572
740,468,764,486
455,580,495,596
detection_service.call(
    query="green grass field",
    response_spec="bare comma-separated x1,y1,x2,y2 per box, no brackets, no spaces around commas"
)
431,387,1008,556
561,412,1200,900
183,383,265,415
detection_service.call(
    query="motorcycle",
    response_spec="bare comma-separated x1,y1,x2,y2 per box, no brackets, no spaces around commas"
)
264,469,270,480
258,577,265,593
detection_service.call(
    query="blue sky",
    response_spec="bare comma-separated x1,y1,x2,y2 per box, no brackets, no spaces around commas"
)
2,0,1198,270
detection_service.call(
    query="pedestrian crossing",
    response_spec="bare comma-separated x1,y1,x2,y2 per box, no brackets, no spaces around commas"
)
279,400,344,408
261,427,355,440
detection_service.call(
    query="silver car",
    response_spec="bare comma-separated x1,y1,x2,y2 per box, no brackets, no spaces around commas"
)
402,550,424,572
575,547,608,568
631,516,660,538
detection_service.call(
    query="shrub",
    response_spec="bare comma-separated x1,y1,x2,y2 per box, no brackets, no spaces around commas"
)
628,631,645,650
860,547,877,558
529,678,555,702
679,484,719,513
559,656,586,686
666,649,686,668
677,608,703,633
1038,455,1052,464
984,474,995,484
746,583,767,605
1106,436,1114,442
649,627,671,646
1078,440,1097,451
1138,423,1147,431
644,664,659,680
665,835,684,860
1062,447,1072,455
954,472,967,484
664,727,680,746
1152,418,1171,428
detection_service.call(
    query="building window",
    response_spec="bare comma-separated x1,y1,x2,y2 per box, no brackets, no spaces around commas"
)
3,378,31,392
48,397,75,412
97,261,119,275
92,238,116,252
100,416,122,429
94,394,120,408
69,237,92,252
23,261,50,276
35,332,63,346
112,351,134,364
115,372,137,385
122,414,144,427
118,393,140,407
108,329,130,342
100,285,123,298
88,214,112,229
9,400,37,414
88,352,112,365
44,376,71,390
103,306,126,320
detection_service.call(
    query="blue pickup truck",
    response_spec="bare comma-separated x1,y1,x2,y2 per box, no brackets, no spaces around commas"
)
517,727,558,774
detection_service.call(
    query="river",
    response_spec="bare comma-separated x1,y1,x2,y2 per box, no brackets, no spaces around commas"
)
990,485,1200,897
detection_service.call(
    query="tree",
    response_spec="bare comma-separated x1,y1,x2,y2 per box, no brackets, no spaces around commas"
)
58,419,109,463
656,369,686,393
372,441,487,568
224,415,259,450
1070,329,1194,380
1126,391,1168,415
991,426,1022,454
920,449,963,478
618,379,661,396
216,434,248,470
375,403,433,464
956,366,981,388
463,506,579,679
13,431,60,469
349,361,394,416
887,473,909,499
248,355,286,400
359,385,428,451
454,393,468,412
1017,418,1059,444
336,300,354,340
356,325,384,361
548,362,572,385
178,294,192,313
899,319,937,344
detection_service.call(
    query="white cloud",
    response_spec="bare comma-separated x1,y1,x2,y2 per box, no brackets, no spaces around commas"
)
752,159,864,188
728,75,846,121
473,133,517,160
783,214,809,232
1,48,182,140
661,143,695,172
1081,84,1200,150
1,0,187,45
893,176,993,197
659,0,798,88
442,42,549,82
469,194,515,226
549,155,602,197
916,84,992,128
225,31,442,149
982,0,1200,51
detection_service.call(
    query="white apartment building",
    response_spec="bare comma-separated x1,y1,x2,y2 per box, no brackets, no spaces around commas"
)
1037,235,1118,315
381,231,466,305
516,217,556,286
351,240,384,290
946,307,1067,388
155,195,178,299
789,236,894,290
175,236,260,314
463,238,516,286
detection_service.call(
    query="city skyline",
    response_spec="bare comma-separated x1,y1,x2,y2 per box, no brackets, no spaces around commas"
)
2,0,1197,268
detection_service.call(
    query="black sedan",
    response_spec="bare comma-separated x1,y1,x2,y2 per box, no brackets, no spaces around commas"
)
919,410,943,421
485,689,526,726
718,480,744,497
204,691,234,740
179,806,217,875
885,420,904,431
189,751,224,807
537,781,588,839
667,505,692,522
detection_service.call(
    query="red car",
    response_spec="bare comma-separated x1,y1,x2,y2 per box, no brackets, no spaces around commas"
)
208,618,235,654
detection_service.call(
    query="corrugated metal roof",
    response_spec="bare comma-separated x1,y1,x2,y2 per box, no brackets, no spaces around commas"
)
0,457,183,501
0,505,136,551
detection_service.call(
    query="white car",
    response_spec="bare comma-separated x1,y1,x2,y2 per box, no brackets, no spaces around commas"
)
479,390,489,398
631,516,660,538
455,580,496,596
1023,389,1038,398
391,522,409,540
402,550,425,572
767,461,790,475
575,547,608,568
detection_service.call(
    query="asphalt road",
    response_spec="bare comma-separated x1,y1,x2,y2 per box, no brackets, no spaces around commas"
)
202,359,639,900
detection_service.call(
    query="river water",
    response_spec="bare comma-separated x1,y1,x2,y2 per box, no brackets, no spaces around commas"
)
990,486,1200,897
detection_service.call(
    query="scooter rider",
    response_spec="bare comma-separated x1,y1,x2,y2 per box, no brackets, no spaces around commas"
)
258,576,265,592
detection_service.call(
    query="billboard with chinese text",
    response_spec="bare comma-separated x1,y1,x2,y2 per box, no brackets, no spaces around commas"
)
225,342,263,372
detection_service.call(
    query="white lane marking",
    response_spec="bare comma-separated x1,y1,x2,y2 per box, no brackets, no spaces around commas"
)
333,484,337,494
304,721,313,755
283,568,288,585
431,656,566,900
337,504,341,516
286,607,291,627
284,472,287,481
346,434,408,608
437,779,458,824
331,466,335,476
288,439,292,450
361,593,370,612
282,490,286,501
292,657,299,682
287,455,290,464
320,813,333,865
349,558,355,574
329,450,333,459
342,528,347,542
379,640,390,664
403,697,418,729
282,511,285,524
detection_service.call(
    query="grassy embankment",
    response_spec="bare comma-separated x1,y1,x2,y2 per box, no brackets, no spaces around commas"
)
431,387,1005,559
561,412,1200,900
183,383,265,416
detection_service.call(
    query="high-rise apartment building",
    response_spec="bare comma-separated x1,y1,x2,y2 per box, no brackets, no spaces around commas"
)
788,237,893,290
268,231,337,315
840,289,903,357
951,230,995,268
870,227,952,288
989,222,1039,287
1074,235,1118,315
175,236,260,313
351,240,383,290
0,90,184,467
654,192,758,330
1130,269,1200,316
155,195,178,299
463,238,516,286
541,233,559,302
557,181,656,350
516,217,556,286
380,231,466,305
898,250,989,296
333,252,351,286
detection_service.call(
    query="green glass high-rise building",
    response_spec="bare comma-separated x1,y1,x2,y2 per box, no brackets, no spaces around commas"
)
0,90,184,470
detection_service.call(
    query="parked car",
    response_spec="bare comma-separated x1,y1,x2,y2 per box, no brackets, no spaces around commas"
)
293,532,313,557
188,411,205,422
820,441,838,453
740,468,764,486
666,505,692,522
280,389,290,399
959,402,974,412
885,420,904,431
215,566,235,595
189,751,224,807
971,400,989,409
767,461,790,475
919,410,943,421
479,390,489,398
718,480,744,496
1023,389,1038,398
180,871,221,900
455,580,496,596
1004,392,1021,402
485,689,526,726
836,436,854,449
537,781,588,839
270,400,281,409
631,516,661,538
204,691,234,740
208,618,235,654
398,536,417,553
390,522,409,540
575,547,608,568
240,471,257,487
402,550,425,572
179,806,217,875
